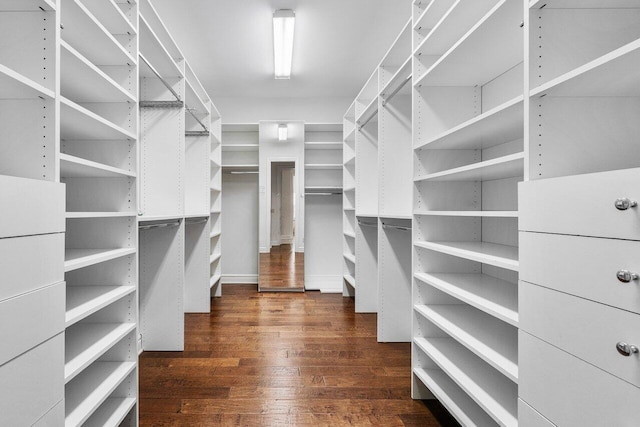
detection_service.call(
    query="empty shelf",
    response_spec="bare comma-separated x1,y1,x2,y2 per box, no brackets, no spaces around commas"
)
61,41,135,104
139,15,182,79
210,274,221,289
221,144,259,151
65,322,136,383
344,155,356,165
414,273,518,326
185,78,210,116
305,164,343,170
356,97,379,127
65,361,136,427
210,230,222,238
82,397,136,427
344,127,356,142
344,231,356,239
81,0,135,34
66,285,136,327
343,253,356,264
3,0,55,11
416,96,524,150
415,153,524,182
0,64,55,99
138,214,183,222
381,56,412,102
414,304,518,382
414,240,518,271
305,142,343,150
414,211,518,218
531,38,640,98
210,253,221,264
60,154,136,178
66,212,137,219
344,274,356,288
413,368,498,427
65,248,136,272
414,337,517,427
60,96,136,141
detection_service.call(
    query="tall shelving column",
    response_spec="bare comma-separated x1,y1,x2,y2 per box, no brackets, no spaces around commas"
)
0,2,66,424
209,103,223,297
58,0,139,424
518,1,640,424
138,0,186,351
183,61,212,311
304,123,344,293
377,18,413,343
411,1,523,426
354,71,380,313
342,104,357,296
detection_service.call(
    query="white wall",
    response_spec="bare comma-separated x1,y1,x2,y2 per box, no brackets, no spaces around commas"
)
221,171,259,284
218,97,352,124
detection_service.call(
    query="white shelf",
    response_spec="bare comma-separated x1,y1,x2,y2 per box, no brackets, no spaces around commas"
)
2,0,55,10
139,15,183,79
65,361,136,427
305,164,343,170
414,211,518,218
414,240,519,271
221,144,259,152
413,0,453,34
531,38,640,98
529,0,640,8
344,127,356,143
344,207,355,211
380,56,412,100
65,248,136,272
415,152,524,182
356,97,379,126
81,0,136,35
344,231,356,239
138,214,182,222
0,64,55,99
414,304,518,382
344,274,356,288
305,142,343,150
343,253,356,264
185,78,210,116
414,0,522,87
344,155,356,165
414,337,517,427
413,368,498,427
66,285,136,327
83,397,136,427
60,41,135,104
65,322,136,383
210,253,221,264
415,272,517,326
61,0,136,66
210,186,221,192
210,230,222,239
60,96,136,141
416,96,524,150
60,154,136,178
210,273,221,289
222,164,259,169
66,212,137,218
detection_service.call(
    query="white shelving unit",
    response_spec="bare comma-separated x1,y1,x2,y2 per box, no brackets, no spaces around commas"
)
304,123,343,293
411,1,523,425
342,103,357,297
59,0,139,424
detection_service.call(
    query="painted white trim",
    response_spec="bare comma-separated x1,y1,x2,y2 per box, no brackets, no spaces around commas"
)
221,274,259,284
305,275,343,293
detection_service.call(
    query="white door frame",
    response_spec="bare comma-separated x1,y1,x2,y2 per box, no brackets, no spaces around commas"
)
266,157,297,251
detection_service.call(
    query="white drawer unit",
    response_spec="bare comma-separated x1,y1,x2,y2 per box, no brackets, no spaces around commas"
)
0,175,65,239
520,281,640,388
519,168,640,240
520,331,640,427
520,231,640,315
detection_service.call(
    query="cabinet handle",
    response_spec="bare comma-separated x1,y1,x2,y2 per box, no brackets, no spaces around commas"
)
615,198,637,211
616,342,639,357
616,270,639,283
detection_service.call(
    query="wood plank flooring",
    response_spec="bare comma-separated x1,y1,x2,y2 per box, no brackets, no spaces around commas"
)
140,285,459,426
259,244,304,291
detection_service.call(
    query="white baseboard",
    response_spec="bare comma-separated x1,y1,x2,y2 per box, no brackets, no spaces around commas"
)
221,274,259,284
305,275,342,293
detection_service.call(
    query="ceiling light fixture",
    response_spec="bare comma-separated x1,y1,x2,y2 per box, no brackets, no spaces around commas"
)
273,9,295,79
278,124,288,141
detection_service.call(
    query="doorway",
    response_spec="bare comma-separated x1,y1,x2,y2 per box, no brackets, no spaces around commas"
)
259,161,304,291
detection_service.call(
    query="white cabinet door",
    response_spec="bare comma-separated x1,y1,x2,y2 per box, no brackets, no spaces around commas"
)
519,167,640,240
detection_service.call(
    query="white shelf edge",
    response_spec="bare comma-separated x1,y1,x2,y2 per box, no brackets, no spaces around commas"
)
66,212,137,218
380,55,412,98
344,231,356,239
355,96,379,125
60,153,136,178
210,274,221,289
414,152,524,182
414,240,519,271
83,397,136,427
344,274,356,288
414,211,518,218
0,63,55,99
60,96,137,140
65,248,136,272
65,285,136,327
210,253,221,264
343,253,356,264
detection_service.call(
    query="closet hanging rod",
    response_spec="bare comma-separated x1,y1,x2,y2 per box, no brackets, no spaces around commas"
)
357,110,378,131
185,105,210,133
139,55,182,103
382,74,412,106
382,223,411,232
139,221,181,231
305,192,342,196
186,218,208,225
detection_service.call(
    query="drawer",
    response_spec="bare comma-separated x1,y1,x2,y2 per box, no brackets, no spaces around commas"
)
519,167,640,240
518,399,555,427
0,175,65,238
520,281,640,387
520,331,640,427
0,334,63,426
0,281,64,366
0,232,64,301
33,400,64,427
520,232,640,314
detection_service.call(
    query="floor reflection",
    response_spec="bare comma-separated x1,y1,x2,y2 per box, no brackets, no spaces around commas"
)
259,244,304,292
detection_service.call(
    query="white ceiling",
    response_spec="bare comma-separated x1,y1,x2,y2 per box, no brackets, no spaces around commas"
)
150,0,412,99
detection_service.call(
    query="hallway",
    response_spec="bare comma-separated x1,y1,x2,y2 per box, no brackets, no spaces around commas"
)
139,285,458,426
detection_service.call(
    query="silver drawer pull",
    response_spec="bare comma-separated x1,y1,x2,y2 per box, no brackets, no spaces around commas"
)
616,342,639,357
615,198,637,210
616,270,639,283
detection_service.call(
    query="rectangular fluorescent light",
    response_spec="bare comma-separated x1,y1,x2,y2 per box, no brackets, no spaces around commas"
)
278,124,288,141
273,9,295,79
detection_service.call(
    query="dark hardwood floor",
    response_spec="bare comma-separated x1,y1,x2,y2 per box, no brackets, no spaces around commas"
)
259,244,304,291
139,285,460,426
